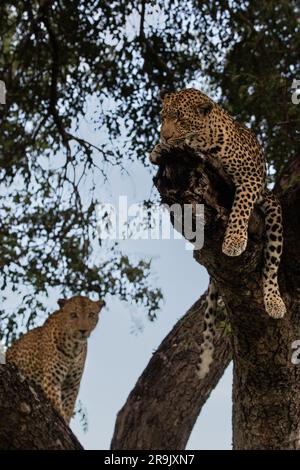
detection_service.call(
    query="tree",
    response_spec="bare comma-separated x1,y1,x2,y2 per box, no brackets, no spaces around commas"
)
0,0,299,449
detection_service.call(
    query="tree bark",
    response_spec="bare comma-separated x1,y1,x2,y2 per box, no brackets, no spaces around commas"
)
111,292,232,450
0,364,83,450
112,148,300,450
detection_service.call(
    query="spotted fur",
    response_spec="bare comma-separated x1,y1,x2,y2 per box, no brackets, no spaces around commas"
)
6,296,105,424
197,279,218,379
150,88,286,320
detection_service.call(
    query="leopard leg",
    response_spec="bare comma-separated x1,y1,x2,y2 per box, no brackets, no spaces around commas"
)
42,372,67,422
62,371,83,425
62,349,86,425
260,189,286,318
197,279,218,379
222,182,263,257
42,353,69,423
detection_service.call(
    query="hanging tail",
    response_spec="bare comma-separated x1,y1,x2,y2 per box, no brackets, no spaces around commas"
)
197,279,218,379
260,188,286,318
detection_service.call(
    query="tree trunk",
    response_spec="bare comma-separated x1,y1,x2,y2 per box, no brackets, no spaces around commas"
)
112,148,300,450
0,364,83,450
231,159,300,450
111,293,232,450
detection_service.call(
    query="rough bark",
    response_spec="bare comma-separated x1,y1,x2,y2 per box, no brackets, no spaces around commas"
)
0,364,83,450
111,293,232,450
112,147,300,450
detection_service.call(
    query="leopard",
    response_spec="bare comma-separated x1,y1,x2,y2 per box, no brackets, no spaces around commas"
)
150,88,286,377
6,296,105,424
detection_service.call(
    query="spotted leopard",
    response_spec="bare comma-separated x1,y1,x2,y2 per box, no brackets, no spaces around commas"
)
150,88,286,376
6,296,105,424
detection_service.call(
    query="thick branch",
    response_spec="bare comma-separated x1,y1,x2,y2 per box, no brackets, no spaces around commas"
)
111,292,232,450
0,364,83,450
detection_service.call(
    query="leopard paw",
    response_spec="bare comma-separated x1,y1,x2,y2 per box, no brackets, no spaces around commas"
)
264,295,286,319
149,143,170,165
222,233,248,257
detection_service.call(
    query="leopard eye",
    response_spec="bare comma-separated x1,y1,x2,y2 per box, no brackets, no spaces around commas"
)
70,312,78,319
173,110,181,122
88,312,96,318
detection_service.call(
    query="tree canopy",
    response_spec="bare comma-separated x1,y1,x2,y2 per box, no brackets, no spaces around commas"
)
0,0,299,342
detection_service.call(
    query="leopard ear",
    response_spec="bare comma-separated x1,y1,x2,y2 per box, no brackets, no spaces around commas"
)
58,298,67,308
198,101,213,116
160,89,173,101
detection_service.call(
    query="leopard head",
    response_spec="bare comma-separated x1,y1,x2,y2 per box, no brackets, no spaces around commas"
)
159,88,215,147
57,296,105,342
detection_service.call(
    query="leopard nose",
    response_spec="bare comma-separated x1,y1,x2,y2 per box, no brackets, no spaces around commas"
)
79,329,88,335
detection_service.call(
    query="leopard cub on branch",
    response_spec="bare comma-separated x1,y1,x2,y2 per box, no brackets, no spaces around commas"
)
6,296,105,424
150,88,286,320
